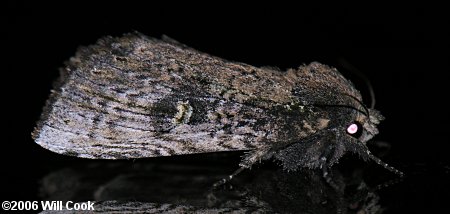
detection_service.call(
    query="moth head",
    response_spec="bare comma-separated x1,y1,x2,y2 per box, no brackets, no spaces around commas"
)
340,104,403,177
345,108,384,144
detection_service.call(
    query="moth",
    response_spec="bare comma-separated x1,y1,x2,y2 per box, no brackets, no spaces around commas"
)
33,33,403,183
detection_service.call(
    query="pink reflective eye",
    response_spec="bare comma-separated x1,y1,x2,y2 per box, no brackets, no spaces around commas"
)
347,123,358,134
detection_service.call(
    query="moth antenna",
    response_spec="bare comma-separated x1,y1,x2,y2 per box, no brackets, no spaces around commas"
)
366,150,404,177
338,58,376,109
311,103,368,117
343,93,370,118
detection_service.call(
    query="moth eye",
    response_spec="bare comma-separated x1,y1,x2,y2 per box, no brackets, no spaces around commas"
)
346,122,363,138
347,124,358,134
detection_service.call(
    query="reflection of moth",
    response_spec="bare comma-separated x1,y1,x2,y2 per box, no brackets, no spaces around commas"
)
39,163,388,213
33,33,402,179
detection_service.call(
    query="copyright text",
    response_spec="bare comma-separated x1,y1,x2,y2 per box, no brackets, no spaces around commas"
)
2,201,95,211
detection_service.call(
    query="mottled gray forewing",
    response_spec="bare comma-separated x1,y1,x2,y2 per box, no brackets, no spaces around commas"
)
33,33,361,160
33,34,273,159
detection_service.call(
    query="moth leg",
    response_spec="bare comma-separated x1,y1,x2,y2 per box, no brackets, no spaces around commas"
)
321,166,346,214
212,167,246,188
320,157,340,191
213,147,272,188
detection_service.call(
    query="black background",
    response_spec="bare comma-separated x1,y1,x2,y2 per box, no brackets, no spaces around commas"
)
4,2,449,213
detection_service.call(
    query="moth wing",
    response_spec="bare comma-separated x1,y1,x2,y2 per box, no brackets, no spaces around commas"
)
33,34,268,159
